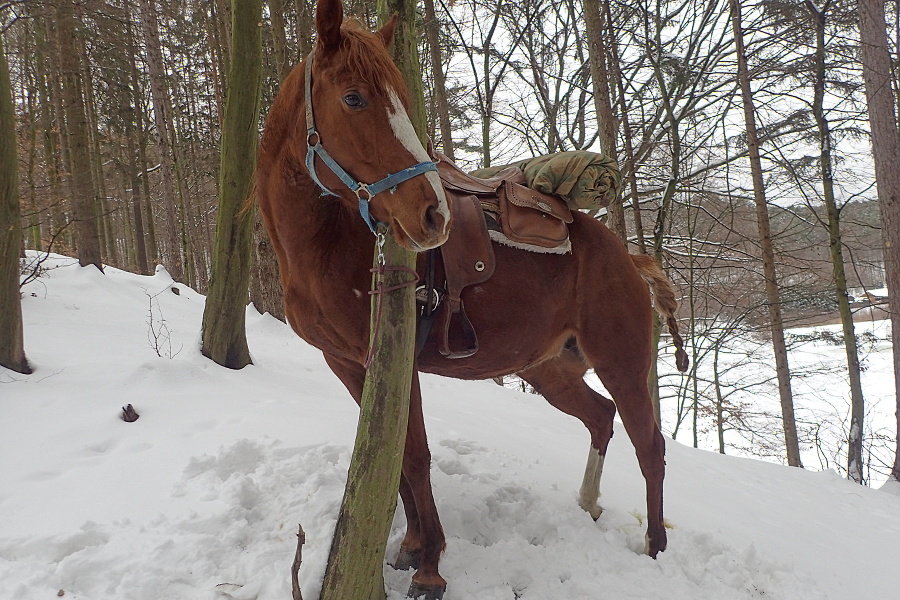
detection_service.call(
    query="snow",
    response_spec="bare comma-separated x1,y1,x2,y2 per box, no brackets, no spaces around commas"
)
2,253,899,599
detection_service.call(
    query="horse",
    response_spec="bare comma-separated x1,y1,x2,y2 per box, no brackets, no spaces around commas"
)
256,0,688,597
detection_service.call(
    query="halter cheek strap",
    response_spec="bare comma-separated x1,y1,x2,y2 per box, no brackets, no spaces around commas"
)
303,49,439,234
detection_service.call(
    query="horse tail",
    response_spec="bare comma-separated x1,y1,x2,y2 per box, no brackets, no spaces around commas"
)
630,253,689,372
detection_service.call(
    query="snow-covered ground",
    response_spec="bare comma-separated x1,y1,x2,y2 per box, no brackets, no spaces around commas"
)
2,253,899,599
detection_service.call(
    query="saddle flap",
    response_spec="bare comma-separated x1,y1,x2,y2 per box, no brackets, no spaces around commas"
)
440,194,495,294
438,194,496,358
499,181,572,248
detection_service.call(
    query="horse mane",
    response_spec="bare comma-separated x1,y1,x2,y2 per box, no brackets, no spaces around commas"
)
318,18,411,106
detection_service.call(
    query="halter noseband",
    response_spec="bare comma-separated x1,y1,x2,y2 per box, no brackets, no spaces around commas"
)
304,49,439,234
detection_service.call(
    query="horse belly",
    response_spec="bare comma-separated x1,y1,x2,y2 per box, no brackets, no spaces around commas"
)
417,246,577,379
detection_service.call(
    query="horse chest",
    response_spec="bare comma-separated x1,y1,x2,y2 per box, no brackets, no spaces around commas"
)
284,275,370,358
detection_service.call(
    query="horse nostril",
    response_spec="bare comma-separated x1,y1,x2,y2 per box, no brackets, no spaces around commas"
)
424,205,441,234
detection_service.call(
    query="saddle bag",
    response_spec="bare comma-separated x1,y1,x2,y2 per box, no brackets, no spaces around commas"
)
497,180,573,248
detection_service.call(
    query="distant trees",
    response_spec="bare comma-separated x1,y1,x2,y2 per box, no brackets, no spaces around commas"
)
2,0,898,483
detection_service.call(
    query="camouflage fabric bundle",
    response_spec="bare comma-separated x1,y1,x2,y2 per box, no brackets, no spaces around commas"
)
470,150,622,211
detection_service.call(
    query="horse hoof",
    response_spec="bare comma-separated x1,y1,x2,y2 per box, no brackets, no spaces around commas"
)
407,581,446,600
391,547,421,571
587,504,603,521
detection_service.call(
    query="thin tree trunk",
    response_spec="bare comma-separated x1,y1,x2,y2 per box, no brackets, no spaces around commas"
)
268,0,290,80
249,211,285,321
139,0,184,281
806,0,865,483
730,0,802,467
56,0,103,270
295,0,314,56
200,0,263,369
858,0,900,484
423,0,454,159
0,33,31,374
584,0,626,244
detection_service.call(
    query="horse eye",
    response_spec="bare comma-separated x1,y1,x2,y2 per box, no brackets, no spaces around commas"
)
343,93,364,108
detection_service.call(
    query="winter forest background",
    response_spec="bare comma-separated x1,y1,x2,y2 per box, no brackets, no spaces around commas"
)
3,0,900,487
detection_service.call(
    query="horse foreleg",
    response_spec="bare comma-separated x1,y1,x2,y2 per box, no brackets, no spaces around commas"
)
519,351,617,521
392,474,422,570
402,372,447,599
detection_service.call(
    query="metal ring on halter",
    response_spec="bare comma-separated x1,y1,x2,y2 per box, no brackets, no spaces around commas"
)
356,184,372,202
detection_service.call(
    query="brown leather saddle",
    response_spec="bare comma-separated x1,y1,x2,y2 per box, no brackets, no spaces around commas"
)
417,152,573,359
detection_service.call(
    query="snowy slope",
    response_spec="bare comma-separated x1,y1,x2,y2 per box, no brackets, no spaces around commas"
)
1,254,899,600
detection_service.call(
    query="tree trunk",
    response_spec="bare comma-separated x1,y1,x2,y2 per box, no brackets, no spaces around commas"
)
139,0,184,281
56,0,103,270
200,0,263,370
858,0,900,484
319,1,423,597
249,210,285,321
584,0,626,244
423,0,454,159
268,0,291,81
730,0,802,467
806,0,866,483
0,32,31,374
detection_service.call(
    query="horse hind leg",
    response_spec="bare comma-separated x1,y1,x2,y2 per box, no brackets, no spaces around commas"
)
578,335,668,557
518,345,617,521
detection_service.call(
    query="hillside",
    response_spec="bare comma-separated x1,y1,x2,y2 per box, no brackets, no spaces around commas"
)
2,254,899,599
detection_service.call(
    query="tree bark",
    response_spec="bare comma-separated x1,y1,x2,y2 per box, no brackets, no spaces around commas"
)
200,0,263,370
0,32,31,374
249,210,285,321
56,0,103,270
730,0,802,467
268,0,291,81
858,0,900,483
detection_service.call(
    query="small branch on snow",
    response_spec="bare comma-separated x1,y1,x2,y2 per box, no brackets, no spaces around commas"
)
292,525,306,600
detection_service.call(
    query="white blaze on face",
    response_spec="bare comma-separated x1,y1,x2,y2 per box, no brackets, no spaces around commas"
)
387,90,450,235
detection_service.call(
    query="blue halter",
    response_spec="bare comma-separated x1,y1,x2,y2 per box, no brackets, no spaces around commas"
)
303,49,439,234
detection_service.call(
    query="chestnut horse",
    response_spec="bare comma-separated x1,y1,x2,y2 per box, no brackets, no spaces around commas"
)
256,0,688,597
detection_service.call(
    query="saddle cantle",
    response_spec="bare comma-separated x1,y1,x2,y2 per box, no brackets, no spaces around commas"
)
419,152,575,359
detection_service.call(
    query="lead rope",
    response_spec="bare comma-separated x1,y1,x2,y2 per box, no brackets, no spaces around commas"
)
364,227,421,369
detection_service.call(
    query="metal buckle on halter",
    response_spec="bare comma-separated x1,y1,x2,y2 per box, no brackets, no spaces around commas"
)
355,183,372,201
307,131,321,147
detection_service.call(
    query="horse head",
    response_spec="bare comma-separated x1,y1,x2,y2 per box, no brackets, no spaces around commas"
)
306,0,450,251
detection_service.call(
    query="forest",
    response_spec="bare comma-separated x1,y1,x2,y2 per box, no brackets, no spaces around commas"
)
2,0,900,487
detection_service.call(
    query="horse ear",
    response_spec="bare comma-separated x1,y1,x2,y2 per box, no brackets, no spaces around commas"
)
316,0,343,53
376,14,398,49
